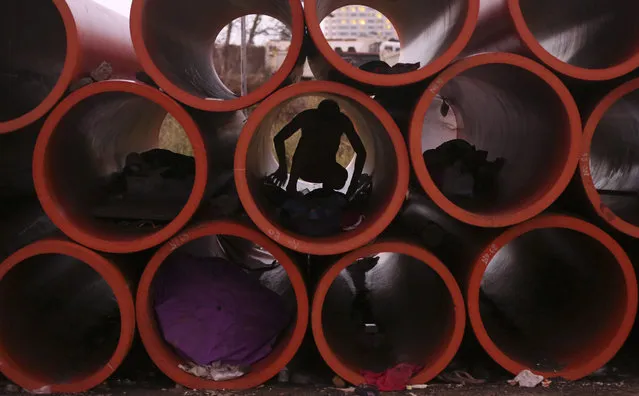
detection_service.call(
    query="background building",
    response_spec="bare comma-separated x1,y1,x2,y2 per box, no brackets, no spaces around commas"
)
320,5,398,40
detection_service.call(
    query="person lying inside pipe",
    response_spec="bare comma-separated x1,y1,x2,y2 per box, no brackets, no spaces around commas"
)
264,100,370,237
423,129,506,203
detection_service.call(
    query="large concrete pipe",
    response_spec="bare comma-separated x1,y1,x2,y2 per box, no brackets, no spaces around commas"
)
466,0,639,81
235,81,409,255
33,80,245,253
578,77,639,238
311,241,465,386
0,126,40,201
399,195,638,379
409,53,581,228
0,0,138,134
0,239,135,393
304,0,479,87
137,221,308,390
130,0,305,112
467,215,637,380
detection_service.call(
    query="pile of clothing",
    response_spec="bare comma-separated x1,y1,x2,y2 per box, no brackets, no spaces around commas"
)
261,174,372,237
93,149,195,224
423,139,505,201
154,253,292,381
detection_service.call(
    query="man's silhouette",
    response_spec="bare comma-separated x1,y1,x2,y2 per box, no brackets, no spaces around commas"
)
268,100,367,196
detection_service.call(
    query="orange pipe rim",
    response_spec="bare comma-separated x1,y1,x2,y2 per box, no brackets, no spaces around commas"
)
467,215,638,380
304,0,480,87
409,53,582,228
580,77,639,238
508,0,639,81
0,0,80,134
312,241,466,386
0,239,135,393
234,80,410,255
136,220,309,390
33,80,209,253
130,0,306,112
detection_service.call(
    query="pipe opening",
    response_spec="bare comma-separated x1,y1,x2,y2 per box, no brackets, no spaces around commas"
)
0,0,67,122
589,89,639,227
319,6,399,68
149,234,297,383
136,0,295,101
0,254,121,384
314,0,470,74
322,252,456,373
245,93,397,239
38,88,198,247
516,0,639,70
479,227,628,373
418,62,571,218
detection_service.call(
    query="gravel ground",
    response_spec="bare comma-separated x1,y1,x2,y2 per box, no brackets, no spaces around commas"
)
1,378,636,396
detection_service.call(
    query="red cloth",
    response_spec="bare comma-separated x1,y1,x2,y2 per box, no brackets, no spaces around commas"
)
361,363,422,391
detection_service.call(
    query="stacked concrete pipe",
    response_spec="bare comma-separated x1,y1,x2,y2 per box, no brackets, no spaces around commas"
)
400,194,638,380
311,241,465,386
578,77,639,238
0,0,139,134
136,220,308,390
409,53,582,227
33,80,245,253
466,0,639,80
130,0,306,112
234,80,410,255
0,239,136,393
304,0,480,87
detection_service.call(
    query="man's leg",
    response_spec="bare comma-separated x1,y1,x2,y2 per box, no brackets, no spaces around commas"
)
323,163,348,191
286,168,300,194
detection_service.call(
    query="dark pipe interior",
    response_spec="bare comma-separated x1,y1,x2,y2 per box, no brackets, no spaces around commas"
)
480,228,627,372
0,0,67,121
140,0,294,100
322,253,455,372
151,234,296,364
590,90,639,226
0,254,121,383
44,92,193,240
315,0,469,71
518,0,639,69
246,93,397,238
420,63,570,215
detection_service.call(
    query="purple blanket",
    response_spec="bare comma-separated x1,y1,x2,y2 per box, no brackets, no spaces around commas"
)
154,254,292,366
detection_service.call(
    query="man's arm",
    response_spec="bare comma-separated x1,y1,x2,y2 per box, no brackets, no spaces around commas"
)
344,120,367,195
273,113,303,171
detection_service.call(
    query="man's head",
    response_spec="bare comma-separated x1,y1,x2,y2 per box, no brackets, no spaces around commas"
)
318,99,341,115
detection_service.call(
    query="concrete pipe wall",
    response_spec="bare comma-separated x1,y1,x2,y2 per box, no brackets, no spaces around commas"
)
304,0,479,87
0,239,135,393
579,77,639,238
0,0,139,134
33,80,245,253
409,53,581,228
130,0,306,112
136,221,308,390
235,81,409,255
0,126,41,201
466,0,639,81
311,241,465,386
467,215,637,380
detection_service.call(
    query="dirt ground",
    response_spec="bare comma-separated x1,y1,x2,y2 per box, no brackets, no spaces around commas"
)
2,379,637,396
